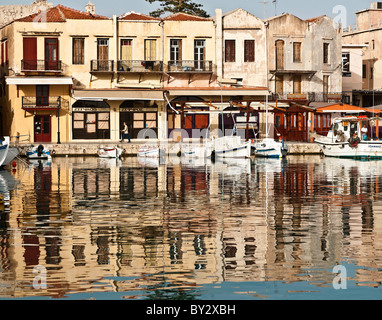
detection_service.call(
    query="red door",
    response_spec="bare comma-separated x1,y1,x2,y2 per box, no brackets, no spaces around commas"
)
23,37,37,70
45,38,58,71
34,115,51,143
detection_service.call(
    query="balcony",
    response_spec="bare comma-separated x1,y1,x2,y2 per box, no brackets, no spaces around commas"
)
21,60,63,73
22,96,61,111
270,92,343,103
117,60,164,73
90,60,114,73
167,60,214,73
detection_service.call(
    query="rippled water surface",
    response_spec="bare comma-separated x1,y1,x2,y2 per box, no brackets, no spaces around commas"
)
1,155,382,300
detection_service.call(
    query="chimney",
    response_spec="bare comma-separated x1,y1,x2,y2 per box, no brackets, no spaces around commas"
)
85,1,95,15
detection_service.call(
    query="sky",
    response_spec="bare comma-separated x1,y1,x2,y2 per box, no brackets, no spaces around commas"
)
0,0,375,27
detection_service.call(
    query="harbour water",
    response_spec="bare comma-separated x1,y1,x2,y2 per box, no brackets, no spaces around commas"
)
0,155,382,300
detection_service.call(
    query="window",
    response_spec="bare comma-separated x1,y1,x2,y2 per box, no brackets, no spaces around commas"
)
120,39,132,61
323,43,329,64
73,38,84,65
225,40,235,62
293,42,302,63
244,40,255,62
363,64,367,79
36,85,49,107
144,39,156,61
342,52,350,72
170,39,182,62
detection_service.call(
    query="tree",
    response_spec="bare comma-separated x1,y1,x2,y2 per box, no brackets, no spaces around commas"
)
145,0,209,18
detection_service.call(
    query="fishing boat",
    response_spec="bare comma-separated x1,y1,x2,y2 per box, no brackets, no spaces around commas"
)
137,144,165,158
181,142,212,158
0,137,10,167
27,144,52,160
253,95,288,158
213,136,252,158
253,137,288,158
314,116,382,159
98,146,123,158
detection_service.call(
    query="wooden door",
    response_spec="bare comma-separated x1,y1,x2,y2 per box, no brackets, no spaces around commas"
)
121,39,132,61
275,40,285,70
144,39,156,61
34,115,51,143
275,75,284,95
45,38,58,71
293,75,302,94
97,38,109,70
323,75,329,101
23,37,37,70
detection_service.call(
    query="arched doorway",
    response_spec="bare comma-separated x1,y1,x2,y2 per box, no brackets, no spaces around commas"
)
72,100,110,140
119,100,158,139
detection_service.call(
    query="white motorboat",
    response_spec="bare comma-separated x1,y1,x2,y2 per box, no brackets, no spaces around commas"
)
0,137,10,167
137,145,165,158
3,147,21,166
27,144,52,160
315,116,382,159
181,142,212,158
99,146,123,158
213,136,252,158
253,138,288,158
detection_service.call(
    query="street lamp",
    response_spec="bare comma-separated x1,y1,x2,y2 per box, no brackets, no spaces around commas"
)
57,96,61,144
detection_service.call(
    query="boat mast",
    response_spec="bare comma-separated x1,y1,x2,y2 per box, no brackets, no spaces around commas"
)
266,93,269,138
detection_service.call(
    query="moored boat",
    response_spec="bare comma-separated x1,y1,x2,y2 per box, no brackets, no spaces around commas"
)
137,145,165,158
27,144,52,160
253,138,288,158
99,146,123,158
0,137,10,167
315,116,382,159
213,136,252,158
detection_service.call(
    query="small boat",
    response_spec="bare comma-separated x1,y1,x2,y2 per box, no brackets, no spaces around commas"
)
0,137,10,167
213,136,252,158
99,146,123,158
27,145,52,160
137,145,165,158
2,147,21,167
253,138,288,158
181,142,212,158
315,116,382,159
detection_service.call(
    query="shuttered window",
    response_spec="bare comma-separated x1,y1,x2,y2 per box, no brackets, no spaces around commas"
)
323,43,329,64
73,38,84,65
293,42,301,62
145,39,156,61
244,40,255,62
225,40,235,62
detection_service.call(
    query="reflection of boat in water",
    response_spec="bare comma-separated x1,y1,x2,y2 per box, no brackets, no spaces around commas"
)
27,144,52,160
137,155,165,167
315,116,382,159
0,170,20,206
213,157,252,177
99,146,123,158
213,136,252,159
0,137,11,167
181,155,211,168
99,157,122,167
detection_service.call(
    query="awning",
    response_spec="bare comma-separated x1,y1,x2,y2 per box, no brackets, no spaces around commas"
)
6,76,73,85
167,87,269,97
73,89,164,101
315,103,380,114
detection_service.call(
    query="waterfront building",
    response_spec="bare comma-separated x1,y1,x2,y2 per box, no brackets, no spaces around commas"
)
343,2,382,108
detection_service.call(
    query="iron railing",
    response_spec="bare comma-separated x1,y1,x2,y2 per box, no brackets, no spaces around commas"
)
21,60,62,72
22,96,61,109
117,60,164,72
90,60,114,72
167,60,214,72
270,92,343,102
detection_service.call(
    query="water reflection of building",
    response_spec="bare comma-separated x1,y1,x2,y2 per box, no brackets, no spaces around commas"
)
1,156,382,298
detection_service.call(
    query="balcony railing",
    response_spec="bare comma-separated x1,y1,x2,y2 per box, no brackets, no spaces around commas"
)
90,60,114,72
167,60,214,73
21,60,63,73
22,96,61,110
117,60,164,72
270,92,343,103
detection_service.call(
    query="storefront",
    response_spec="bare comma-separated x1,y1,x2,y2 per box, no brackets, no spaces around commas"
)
119,100,158,139
72,100,110,140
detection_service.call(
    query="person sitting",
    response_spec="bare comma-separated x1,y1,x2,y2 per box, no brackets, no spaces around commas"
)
361,125,368,141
